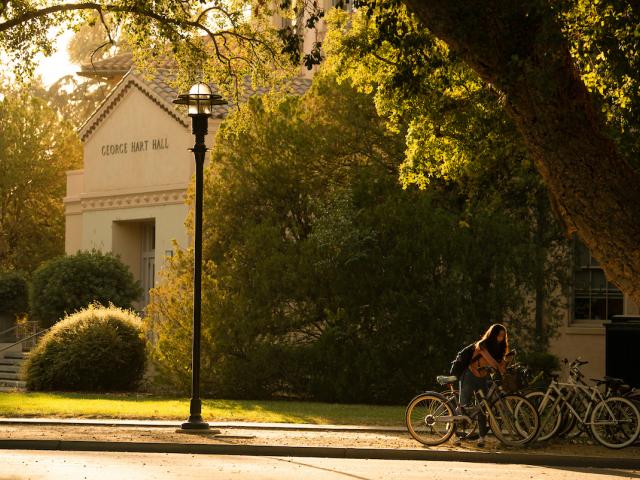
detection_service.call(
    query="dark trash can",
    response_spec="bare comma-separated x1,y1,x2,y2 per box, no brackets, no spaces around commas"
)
605,315,640,388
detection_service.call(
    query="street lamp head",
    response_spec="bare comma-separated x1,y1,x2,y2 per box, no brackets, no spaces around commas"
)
173,82,227,117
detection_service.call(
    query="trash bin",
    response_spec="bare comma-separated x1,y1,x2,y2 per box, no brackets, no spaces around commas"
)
605,315,640,388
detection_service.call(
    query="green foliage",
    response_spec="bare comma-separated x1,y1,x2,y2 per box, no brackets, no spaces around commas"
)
323,5,520,189
148,74,566,403
30,250,142,328
23,304,147,392
520,350,561,389
562,1,640,169
0,0,297,99
324,5,570,350
0,271,28,318
0,82,82,273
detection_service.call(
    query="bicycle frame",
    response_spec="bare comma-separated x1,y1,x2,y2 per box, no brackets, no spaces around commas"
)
441,374,515,432
539,380,607,429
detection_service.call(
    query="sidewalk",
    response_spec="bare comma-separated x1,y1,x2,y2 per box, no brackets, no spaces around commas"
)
1,418,639,470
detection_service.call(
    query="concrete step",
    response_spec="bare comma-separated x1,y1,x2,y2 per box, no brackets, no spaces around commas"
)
0,344,22,356
0,357,25,366
0,379,25,389
0,364,20,373
3,351,28,359
0,386,25,392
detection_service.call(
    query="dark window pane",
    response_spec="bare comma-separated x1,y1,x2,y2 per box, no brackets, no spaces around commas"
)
574,297,591,320
573,238,624,321
591,297,607,320
591,270,606,291
575,270,590,290
608,297,624,318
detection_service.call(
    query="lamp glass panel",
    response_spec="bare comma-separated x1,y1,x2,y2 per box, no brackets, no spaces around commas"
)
188,83,212,115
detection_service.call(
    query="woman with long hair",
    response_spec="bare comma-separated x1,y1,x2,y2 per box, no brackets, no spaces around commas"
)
455,323,510,447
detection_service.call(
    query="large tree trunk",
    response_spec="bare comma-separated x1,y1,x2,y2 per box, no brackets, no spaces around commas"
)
403,0,640,307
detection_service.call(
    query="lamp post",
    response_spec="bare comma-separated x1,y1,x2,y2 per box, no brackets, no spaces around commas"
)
174,83,227,430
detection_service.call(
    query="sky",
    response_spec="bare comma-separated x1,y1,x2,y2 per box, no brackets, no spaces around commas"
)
35,30,79,87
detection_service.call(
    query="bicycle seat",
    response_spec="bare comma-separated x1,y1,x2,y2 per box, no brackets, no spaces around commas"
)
436,375,458,385
597,376,625,385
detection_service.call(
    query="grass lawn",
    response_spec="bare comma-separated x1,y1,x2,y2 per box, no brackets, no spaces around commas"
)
0,392,405,426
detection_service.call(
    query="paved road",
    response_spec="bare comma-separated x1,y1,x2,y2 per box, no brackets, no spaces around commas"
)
0,450,637,480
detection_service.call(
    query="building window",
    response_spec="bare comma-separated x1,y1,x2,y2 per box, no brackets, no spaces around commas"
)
573,239,623,321
141,222,155,307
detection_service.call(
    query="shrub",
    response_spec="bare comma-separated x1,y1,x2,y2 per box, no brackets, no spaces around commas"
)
521,351,561,388
0,271,29,318
30,250,142,328
23,304,147,392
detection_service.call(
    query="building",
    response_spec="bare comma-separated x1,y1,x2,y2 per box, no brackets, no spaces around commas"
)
550,241,639,379
64,54,311,310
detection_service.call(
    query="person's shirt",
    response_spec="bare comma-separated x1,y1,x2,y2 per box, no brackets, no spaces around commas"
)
468,343,505,378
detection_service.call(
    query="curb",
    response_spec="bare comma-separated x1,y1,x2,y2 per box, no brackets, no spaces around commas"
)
0,439,638,470
0,418,404,433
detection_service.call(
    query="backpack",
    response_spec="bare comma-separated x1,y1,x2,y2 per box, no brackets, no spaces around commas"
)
449,343,476,379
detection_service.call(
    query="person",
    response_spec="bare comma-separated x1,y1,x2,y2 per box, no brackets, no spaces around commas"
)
454,323,510,448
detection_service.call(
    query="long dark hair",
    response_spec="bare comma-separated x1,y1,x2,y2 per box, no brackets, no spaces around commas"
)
476,323,509,362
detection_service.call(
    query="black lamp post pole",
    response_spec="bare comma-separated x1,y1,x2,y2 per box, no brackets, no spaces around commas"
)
174,83,225,432
183,114,209,430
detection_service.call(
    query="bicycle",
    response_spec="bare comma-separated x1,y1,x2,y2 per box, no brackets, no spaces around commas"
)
405,367,539,447
530,360,640,448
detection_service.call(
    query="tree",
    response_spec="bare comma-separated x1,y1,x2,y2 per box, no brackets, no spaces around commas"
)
324,6,569,348
0,0,296,98
147,74,566,402
30,250,142,328
2,0,638,305
0,82,82,273
395,0,640,306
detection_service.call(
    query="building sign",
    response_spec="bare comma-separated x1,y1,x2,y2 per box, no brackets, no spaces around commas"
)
101,137,169,156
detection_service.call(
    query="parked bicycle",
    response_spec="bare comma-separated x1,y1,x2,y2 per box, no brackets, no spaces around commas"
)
527,358,640,448
405,366,539,447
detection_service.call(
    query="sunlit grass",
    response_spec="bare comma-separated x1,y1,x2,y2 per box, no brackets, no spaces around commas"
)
0,392,404,426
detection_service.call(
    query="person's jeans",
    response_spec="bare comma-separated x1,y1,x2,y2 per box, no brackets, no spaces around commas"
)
458,369,489,438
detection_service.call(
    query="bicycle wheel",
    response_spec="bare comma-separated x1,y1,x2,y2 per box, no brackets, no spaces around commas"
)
590,396,640,449
405,392,455,446
525,390,562,441
489,394,539,446
440,388,478,439
557,388,589,439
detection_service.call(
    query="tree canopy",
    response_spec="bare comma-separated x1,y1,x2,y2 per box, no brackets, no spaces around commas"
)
147,74,567,401
1,0,639,304
396,0,640,305
0,81,82,273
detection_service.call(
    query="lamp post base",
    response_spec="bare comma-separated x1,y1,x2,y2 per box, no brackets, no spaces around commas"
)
178,397,220,433
180,417,210,430
179,416,221,434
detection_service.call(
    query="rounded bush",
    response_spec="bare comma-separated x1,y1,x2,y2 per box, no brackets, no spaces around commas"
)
30,250,142,328
24,304,147,392
0,271,29,318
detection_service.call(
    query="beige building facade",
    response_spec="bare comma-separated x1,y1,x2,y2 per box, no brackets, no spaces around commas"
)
64,71,224,310
549,243,639,379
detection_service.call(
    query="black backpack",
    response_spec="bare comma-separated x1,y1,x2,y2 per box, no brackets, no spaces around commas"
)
449,343,476,378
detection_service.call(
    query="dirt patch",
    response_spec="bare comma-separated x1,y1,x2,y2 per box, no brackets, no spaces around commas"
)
2,424,639,459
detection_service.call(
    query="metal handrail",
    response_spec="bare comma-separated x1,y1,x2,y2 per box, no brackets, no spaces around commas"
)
0,324,19,338
0,328,49,355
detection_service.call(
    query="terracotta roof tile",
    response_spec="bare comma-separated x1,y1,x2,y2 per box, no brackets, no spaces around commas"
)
78,53,311,120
